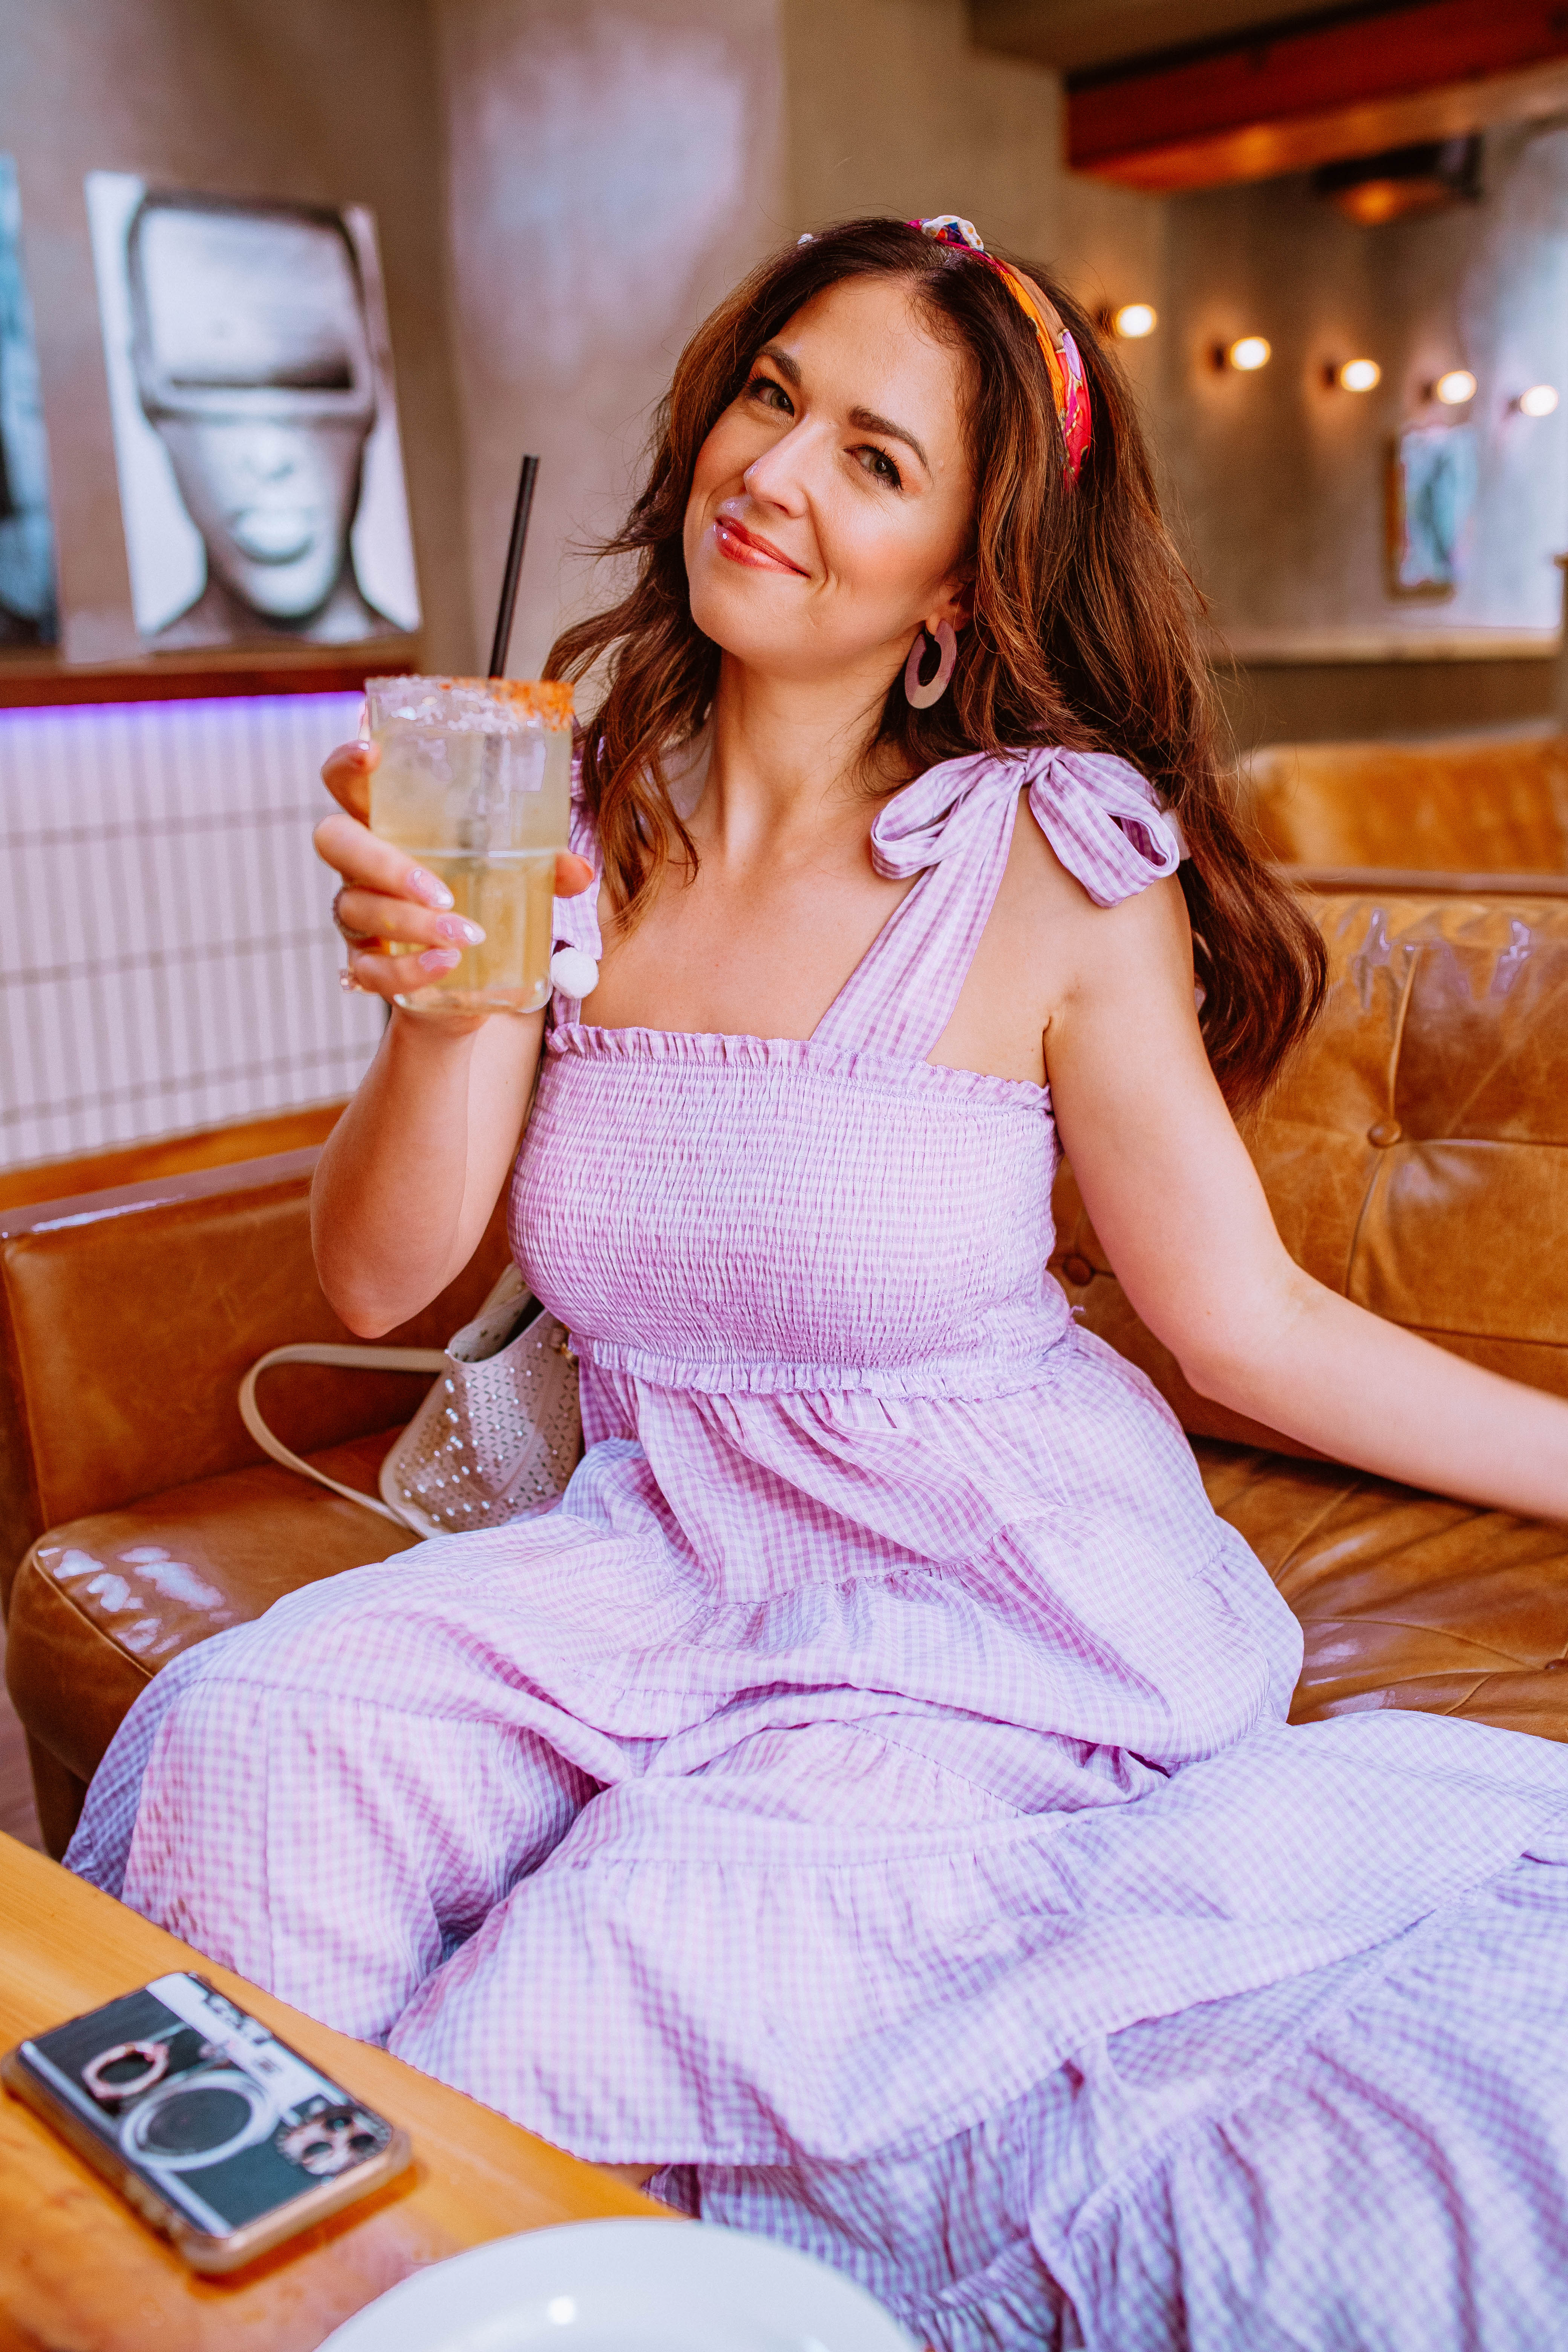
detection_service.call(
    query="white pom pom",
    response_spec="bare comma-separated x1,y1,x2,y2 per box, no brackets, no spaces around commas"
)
549,946,599,998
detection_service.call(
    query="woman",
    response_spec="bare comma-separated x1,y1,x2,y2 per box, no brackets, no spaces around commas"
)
71,218,1568,2349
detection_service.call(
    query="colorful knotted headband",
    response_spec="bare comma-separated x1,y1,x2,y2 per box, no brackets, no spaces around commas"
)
913,215,1091,485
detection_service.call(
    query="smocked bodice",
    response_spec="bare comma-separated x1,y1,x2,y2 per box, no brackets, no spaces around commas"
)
509,746,1181,1398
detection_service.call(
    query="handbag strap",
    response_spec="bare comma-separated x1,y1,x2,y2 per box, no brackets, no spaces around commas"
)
239,1343,449,1530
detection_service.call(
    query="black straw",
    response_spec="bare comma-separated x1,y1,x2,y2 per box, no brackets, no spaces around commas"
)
487,453,540,678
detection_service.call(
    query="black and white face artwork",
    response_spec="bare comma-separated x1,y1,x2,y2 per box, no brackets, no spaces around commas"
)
87,177,421,649
0,155,57,649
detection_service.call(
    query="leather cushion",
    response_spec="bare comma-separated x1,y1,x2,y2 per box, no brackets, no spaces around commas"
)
1197,1439,1568,1741
1052,892,1568,1439
12,1426,1567,1801
6,1430,416,1788
1246,733,1568,872
0,1152,508,1551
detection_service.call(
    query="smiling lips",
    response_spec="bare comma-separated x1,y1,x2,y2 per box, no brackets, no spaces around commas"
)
713,514,808,575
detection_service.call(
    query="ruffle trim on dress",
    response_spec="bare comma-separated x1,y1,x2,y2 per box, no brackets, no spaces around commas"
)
574,1329,1072,1399
904,2237,1076,2352
383,1712,1568,2170
545,1021,1052,1111
650,2170,1071,2350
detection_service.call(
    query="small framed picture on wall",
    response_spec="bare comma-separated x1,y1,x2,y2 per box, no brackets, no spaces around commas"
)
1387,422,1478,599
84,175,421,652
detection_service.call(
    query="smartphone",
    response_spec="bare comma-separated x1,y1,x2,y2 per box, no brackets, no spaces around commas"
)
2,1971,411,2272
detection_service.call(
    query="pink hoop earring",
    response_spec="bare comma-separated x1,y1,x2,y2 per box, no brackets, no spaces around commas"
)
904,620,957,710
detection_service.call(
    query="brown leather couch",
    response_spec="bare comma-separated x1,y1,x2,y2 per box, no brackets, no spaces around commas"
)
0,1140,509,1855
5,887,1568,1862
1246,729,1568,881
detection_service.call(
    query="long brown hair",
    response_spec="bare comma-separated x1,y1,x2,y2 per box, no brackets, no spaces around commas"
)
545,216,1325,1111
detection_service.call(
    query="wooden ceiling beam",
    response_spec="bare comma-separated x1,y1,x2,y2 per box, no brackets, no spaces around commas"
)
1068,0,1568,191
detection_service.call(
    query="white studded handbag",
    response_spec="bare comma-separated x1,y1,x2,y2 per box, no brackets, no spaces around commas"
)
239,1263,583,1539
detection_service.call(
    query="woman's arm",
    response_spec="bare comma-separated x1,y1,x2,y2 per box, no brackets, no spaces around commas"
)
312,1003,541,1337
309,742,593,1337
1045,868,1568,1524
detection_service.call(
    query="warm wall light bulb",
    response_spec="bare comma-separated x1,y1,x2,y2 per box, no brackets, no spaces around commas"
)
1111,302,1157,340
1519,383,1560,417
1337,358,1381,393
1434,368,1477,406
1226,336,1271,372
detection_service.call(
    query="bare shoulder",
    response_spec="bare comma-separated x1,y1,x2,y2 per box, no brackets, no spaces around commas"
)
937,786,1192,1084
996,792,1194,1013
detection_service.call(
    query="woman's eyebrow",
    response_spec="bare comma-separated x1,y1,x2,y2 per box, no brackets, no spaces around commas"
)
753,344,931,476
847,406,930,476
755,342,802,386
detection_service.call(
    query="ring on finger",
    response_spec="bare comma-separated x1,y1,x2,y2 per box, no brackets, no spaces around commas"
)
332,886,376,945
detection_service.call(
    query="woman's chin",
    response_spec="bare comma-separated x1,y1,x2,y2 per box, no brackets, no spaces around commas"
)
689,586,802,672
688,577,898,688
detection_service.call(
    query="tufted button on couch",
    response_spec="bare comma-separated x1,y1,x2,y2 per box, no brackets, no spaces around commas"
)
3,888,1567,1859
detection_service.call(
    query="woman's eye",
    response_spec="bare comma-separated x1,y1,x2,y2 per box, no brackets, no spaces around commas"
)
746,375,793,415
856,446,903,489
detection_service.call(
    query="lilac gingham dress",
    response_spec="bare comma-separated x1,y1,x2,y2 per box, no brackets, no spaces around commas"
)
72,749,1568,2350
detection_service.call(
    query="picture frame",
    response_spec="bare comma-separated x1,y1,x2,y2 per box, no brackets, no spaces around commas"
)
84,175,420,655
1387,422,1478,599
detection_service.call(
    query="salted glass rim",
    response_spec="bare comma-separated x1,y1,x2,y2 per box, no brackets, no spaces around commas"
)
364,676,575,733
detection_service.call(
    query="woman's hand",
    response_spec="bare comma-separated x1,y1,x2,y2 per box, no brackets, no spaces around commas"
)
311,740,597,1333
315,740,595,1009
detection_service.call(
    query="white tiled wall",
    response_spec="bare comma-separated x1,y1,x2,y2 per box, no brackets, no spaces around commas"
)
0,692,383,1170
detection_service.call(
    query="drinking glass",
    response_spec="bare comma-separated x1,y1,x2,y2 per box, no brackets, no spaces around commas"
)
364,675,573,1016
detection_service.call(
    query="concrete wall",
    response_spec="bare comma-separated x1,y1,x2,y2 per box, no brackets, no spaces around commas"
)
434,0,1166,676
783,0,1057,248
781,0,1167,413
434,0,787,679
431,1,1568,727
1159,123,1568,642
0,0,1170,685
23,0,1553,732
0,0,476,669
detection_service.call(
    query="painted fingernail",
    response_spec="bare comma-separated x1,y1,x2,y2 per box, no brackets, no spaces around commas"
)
338,966,366,994
418,947,462,974
408,867,455,910
435,915,485,945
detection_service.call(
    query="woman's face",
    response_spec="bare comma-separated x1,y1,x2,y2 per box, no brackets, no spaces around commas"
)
683,274,974,690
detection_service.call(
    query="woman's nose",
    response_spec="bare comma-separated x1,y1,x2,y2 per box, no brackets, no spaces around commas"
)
742,435,810,513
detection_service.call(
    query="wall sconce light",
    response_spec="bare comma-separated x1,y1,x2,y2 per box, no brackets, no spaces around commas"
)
1517,383,1559,417
1432,368,1477,406
1223,335,1271,372
1108,302,1158,340
1333,358,1381,392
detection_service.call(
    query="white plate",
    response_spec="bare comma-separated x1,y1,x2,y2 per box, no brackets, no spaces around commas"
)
319,2216,918,2352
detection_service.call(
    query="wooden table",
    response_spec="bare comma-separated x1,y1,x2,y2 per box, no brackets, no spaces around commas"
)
0,1835,662,2349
